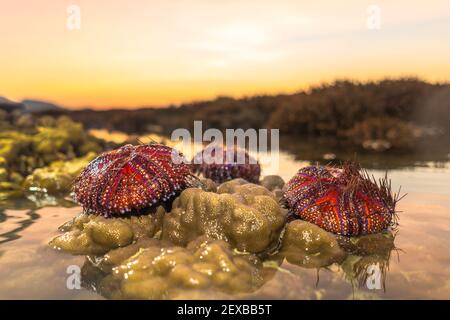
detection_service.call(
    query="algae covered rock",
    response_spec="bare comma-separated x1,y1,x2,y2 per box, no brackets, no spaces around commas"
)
260,175,285,199
339,231,396,288
0,181,23,201
0,131,34,163
84,237,265,299
279,220,347,268
0,115,103,202
260,175,285,191
0,167,7,181
22,152,97,197
337,231,396,257
33,117,101,162
22,168,73,195
90,238,169,273
161,179,286,253
49,211,164,255
199,178,217,192
215,177,248,193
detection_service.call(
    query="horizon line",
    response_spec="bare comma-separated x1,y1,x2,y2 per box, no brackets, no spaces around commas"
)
3,76,449,111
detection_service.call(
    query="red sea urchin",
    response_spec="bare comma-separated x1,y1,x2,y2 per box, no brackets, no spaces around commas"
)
283,163,403,236
73,144,195,217
192,145,261,183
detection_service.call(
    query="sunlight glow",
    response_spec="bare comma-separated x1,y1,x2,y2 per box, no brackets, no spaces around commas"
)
0,0,449,108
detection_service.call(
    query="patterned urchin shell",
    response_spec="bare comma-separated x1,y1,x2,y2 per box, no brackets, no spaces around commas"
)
73,144,194,217
283,164,397,236
191,145,261,184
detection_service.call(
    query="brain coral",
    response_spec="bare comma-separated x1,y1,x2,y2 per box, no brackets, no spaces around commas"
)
278,220,347,268
85,237,265,299
161,179,286,253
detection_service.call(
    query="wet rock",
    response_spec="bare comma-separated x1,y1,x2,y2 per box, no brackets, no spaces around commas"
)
199,178,217,192
38,116,101,158
49,211,164,255
22,152,97,196
215,178,248,193
0,132,33,163
340,254,390,289
337,231,396,257
162,179,286,253
22,168,73,196
279,220,347,268
260,175,285,200
0,156,6,168
91,238,169,273
0,167,7,181
339,231,396,288
260,175,285,191
0,181,22,201
0,116,102,202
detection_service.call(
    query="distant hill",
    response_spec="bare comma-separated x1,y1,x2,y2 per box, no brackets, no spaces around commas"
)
0,97,12,104
16,78,450,151
21,99,64,112
0,96,24,112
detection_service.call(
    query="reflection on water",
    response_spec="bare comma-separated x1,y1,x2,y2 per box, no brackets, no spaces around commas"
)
0,209,40,245
1,144,450,299
279,136,450,170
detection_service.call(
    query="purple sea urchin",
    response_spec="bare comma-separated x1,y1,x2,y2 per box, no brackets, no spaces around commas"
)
283,163,402,236
73,144,194,217
192,145,261,183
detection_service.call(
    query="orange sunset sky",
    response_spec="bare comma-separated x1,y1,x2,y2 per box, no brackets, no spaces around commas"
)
1,0,450,109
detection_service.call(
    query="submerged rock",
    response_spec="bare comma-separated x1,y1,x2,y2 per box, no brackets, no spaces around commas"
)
339,231,396,288
49,211,164,255
82,237,266,299
279,220,347,268
161,180,286,253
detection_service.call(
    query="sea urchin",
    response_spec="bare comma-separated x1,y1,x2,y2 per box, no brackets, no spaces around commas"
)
73,144,194,217
191,145,261,184
283,163,402,236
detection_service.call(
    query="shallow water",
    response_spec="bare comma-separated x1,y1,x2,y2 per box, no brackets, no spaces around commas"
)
1,147,450,299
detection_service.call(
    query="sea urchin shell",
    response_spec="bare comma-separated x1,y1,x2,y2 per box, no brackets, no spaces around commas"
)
192,145,261,183
73,144,194,217
283,163,400,236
